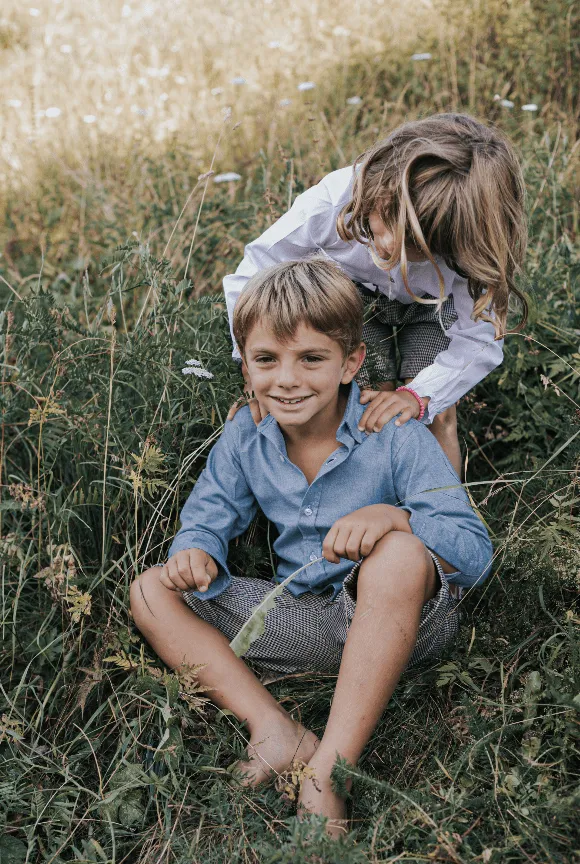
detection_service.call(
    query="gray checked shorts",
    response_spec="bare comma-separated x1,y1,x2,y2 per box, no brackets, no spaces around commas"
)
355,284,458,389
182,554,461,679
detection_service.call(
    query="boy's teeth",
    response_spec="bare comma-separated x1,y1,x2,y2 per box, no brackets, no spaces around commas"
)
278,397,305,403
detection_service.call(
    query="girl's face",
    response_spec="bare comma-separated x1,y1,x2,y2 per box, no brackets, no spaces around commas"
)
368,211,427,263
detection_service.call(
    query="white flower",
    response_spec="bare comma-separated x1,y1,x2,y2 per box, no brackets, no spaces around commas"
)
493,94,514,108
29,8,41,17
121,4,131,17
159,93,168,102
333,26,350,36
346,96,362,105
131,105,149,116
147,65,169,78
297,81,315,91
182,359,213,379
268,40,281,48
60,44,72,54
211,87,224,96
214,172,241,183
279,98,292,107
411,52,432,61
174,75,186,85
45,107,61,118
231,76,246,85
522,103,538,112
83,114,96,123
7,99,22,108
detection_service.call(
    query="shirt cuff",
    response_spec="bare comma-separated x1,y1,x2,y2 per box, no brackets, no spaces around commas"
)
166,531,232,600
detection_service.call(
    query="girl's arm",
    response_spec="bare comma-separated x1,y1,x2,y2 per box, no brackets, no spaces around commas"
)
408,276,504,423
223,170,352,358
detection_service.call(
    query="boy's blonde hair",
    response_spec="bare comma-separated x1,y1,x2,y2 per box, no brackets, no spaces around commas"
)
337,113,528,338
233,259,363,358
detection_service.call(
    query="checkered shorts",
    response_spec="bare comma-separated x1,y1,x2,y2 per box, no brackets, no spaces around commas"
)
355,284,458,389
182,554,460,679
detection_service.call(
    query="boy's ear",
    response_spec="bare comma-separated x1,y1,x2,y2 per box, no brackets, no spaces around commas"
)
341,342,366,384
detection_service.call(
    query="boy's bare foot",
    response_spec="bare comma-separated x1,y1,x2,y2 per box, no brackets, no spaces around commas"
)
232,712,319,787
297,750,352,838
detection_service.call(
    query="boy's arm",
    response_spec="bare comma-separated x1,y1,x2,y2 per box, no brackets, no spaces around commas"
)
167,420,258,599
391,423,493,587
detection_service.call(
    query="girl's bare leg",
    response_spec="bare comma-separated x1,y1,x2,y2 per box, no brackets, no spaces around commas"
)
298,531,438,835
130,568,318,784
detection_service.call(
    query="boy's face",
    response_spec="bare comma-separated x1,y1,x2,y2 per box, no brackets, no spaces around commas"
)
243,322,365,431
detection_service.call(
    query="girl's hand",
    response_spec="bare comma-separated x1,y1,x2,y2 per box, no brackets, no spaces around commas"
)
323,504,409,563
226,361,268,426
358,388,428,433
160,548,218,593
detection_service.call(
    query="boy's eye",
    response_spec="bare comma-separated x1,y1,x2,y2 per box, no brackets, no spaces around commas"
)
303,355,323,364
255,355,275,364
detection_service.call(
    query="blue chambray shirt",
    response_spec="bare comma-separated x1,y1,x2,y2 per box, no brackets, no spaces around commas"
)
168,382,493,600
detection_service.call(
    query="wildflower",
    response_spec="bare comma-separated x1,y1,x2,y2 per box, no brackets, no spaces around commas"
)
297,82,316,92
83,114,96,123
493,94,514,108
333,26,350,36
131,106,149,116
231,76,246,85
159,93,168,102
45,107,61,118
121,4,131,16
29,8,41,16
174,75,186,85
211,87,224,96
279,98,292,107
182,359,214,379
268,40,281,48
7,99,22,108
411,52,432,61
522,103,538,112
60,44,72,54
347,96,362,105
214,172,241,183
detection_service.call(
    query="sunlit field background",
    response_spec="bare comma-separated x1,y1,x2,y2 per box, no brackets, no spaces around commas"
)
0,0,579,861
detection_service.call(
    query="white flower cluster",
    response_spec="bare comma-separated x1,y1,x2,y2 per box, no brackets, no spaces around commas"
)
182,359,214,379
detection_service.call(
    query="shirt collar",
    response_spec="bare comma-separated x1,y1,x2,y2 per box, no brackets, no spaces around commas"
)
257,381,366,448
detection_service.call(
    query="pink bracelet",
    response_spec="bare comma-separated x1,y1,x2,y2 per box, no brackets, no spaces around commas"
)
395,386,426,421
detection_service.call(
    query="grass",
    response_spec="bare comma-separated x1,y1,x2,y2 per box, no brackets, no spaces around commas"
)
0,0,579,861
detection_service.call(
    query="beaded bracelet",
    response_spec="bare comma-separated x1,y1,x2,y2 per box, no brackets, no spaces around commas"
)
395,386,426,421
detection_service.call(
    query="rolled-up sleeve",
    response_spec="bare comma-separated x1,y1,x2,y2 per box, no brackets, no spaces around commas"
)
391,423,493,587
167,421,258,599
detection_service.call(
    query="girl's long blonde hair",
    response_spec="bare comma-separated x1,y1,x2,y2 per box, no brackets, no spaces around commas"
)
337,113,528,338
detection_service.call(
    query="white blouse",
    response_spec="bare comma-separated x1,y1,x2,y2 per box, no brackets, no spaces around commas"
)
223,166,503,423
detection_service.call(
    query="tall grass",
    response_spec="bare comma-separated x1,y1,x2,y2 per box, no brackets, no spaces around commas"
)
0,0,579,861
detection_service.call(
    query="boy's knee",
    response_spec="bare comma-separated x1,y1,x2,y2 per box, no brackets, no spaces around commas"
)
130,567,176,631
359,532,431,597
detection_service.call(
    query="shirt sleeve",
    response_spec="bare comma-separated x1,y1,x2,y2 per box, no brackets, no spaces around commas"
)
223,187,339,359
167,420,258,599
409,274,504,423
391,422,493,587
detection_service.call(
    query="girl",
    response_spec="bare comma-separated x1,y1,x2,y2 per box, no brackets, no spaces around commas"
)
224,113,528,475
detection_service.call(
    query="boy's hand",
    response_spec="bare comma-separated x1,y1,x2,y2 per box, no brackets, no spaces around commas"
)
226,360,268,426
323,504,410,563
160,549,218,593
358,388,429,432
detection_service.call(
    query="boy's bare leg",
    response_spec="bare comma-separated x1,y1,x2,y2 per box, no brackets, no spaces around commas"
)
298,531,438,835
130,569,319,784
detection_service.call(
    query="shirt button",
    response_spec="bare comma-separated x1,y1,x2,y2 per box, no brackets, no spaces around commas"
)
304,507,313,516
309,553,318,562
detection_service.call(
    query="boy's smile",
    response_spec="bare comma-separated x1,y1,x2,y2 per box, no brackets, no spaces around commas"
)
244,323,364,435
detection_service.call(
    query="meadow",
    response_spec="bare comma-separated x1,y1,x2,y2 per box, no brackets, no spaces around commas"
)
0,0,579,861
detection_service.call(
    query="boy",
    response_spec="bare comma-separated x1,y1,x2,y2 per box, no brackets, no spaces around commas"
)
131,259,492,835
